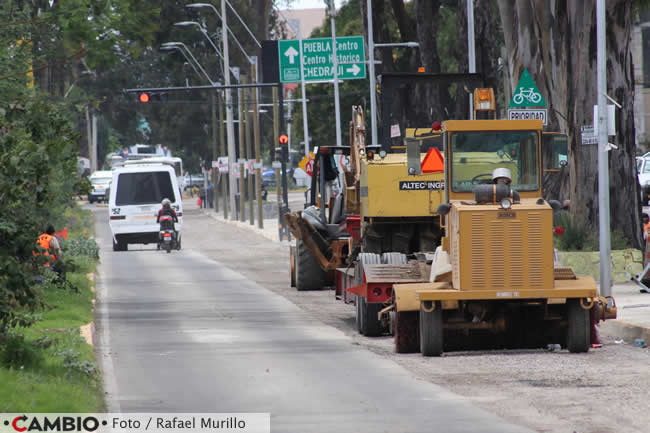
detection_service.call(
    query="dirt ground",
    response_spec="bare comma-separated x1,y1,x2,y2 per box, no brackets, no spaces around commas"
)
187,205,650,433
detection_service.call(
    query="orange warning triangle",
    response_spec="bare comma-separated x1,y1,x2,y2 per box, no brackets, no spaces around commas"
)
421,148,444,173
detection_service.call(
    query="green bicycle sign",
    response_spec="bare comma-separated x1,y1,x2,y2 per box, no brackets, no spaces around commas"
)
508,69,547,108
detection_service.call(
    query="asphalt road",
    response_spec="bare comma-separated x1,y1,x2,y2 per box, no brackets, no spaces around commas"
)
94,204,534,432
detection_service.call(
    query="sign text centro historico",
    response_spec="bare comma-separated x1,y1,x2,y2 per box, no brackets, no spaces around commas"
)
278,36,366,83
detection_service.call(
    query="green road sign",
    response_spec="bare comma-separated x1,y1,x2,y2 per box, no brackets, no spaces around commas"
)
508,69,547,107
278,36,366,83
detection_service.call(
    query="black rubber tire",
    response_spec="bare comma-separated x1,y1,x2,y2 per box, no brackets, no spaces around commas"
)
113,239,126,252
295,239,325,291
361,299,384,337
355,295,364,333
420,301,443,357
566,299,590,353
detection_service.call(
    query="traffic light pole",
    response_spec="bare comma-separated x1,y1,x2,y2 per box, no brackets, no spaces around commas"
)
278,84,291,242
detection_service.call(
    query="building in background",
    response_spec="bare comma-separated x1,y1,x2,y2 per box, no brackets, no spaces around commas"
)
278,8,326,39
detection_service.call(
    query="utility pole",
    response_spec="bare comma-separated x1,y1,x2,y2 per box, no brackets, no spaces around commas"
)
219,90,227,219
222,0,237,221
273,87,282,240
597,0,611,296
366,0,377,147
467,0,476,119
252,58,263,228
212,92,219,212
246,82,254,225
279,83,290,241
91,111,98,172
238,76,247,222
330,0,342,148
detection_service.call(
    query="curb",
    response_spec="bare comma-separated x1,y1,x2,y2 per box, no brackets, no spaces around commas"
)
600,319,650,343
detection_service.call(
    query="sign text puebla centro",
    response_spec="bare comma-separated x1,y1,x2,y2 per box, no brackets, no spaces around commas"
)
278,36,366,83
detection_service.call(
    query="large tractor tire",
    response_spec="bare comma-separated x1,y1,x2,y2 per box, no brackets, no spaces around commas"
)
295,239,326,291
420,301,443,357
566,299,590,353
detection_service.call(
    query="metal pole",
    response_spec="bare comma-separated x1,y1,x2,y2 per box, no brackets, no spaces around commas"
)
252,58,263,229
597,0,611,296
246,83,254,226
279,83,290,241
238,78,246,222
273,87,282,240
297,22,311,156
330,0,342,148
222,0,237,220
467,0,476,120
367,0,378,147
219,90,227,218
91,111,98,172
212,92,219,212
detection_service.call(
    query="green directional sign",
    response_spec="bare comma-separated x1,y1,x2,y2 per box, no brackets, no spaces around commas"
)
508,69,547,107
278,36,366,83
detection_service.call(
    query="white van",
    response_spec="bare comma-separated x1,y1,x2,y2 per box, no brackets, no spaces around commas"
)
88,170,113,203
108,164,183,251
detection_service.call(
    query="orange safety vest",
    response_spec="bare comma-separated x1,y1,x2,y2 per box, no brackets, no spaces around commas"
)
644,222,650,239
35,233,56,265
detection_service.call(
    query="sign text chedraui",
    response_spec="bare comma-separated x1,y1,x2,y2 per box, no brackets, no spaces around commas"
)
278,36,366,83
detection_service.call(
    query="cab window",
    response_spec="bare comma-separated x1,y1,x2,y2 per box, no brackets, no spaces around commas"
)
450,130,539,192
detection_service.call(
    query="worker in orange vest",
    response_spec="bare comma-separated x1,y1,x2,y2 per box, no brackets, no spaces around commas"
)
35,225,61,268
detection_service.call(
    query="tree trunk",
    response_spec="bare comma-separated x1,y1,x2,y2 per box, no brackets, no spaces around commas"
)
496,0,640,249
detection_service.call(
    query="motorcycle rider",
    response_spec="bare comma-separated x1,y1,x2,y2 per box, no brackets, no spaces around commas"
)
156,198,178,247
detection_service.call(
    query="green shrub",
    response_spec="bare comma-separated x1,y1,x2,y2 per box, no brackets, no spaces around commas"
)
554,213,632,251
0,334,42,370
61,238,99,259
554,212,591,251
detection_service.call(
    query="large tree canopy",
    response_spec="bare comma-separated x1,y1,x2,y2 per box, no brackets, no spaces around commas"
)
497,0,640,248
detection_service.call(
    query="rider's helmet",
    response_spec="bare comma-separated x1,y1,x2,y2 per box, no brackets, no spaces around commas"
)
162,198,171,208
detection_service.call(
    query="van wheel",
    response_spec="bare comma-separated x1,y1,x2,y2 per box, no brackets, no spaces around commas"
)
113,239,127,252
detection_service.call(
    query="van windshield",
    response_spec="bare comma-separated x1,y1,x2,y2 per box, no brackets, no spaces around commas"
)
116,172,175,206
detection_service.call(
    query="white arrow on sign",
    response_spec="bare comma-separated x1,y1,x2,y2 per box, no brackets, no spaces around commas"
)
346,64,361,76
284,46,299,64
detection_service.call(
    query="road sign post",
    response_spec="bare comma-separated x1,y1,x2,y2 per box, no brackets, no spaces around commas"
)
278,36,366,83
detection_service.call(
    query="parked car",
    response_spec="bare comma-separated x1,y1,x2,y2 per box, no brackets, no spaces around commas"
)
88,170,112,203
262,168,293,187
183,173,205,190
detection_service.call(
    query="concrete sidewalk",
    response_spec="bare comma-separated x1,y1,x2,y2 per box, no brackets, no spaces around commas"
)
195,199,650,344
600,282,650,343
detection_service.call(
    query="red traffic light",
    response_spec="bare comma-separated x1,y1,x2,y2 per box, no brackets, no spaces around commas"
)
139,93,150,103
278,134,288,144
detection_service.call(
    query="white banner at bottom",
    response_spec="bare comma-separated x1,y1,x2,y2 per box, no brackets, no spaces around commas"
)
0,413,270,433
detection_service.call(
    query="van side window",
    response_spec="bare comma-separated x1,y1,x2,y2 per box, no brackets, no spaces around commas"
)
116,172,176,206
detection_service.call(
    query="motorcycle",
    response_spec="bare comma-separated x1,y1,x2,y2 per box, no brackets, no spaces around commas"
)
158,215,177,253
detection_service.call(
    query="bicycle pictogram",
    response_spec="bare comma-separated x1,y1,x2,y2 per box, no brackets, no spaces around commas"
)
512,87,542,105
